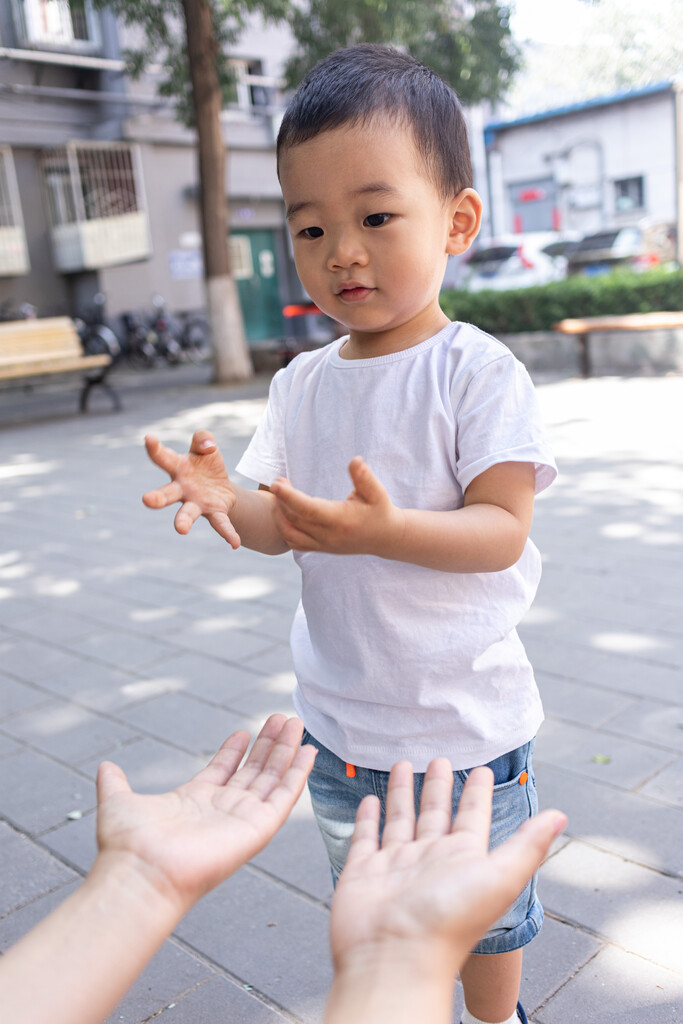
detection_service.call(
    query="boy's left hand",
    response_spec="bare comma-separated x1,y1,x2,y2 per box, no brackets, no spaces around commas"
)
270,457,403,556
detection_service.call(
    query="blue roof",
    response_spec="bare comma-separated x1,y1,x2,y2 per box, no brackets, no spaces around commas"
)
485,81,674,145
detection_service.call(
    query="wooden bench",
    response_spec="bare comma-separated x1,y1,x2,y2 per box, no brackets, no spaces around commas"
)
554,311,683,378
0,316,120,412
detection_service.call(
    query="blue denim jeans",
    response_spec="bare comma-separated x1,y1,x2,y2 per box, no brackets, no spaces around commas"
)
302,729,543,954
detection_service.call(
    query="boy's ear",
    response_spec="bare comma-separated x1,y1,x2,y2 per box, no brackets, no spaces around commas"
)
445,189,483,256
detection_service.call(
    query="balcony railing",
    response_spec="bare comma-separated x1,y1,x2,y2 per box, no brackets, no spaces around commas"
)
41,142,151,272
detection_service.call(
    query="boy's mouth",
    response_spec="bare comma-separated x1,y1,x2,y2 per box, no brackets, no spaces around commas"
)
336,283,374,303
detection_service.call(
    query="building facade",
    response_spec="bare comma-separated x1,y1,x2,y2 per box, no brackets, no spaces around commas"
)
484,82,680,243
0,1,298,346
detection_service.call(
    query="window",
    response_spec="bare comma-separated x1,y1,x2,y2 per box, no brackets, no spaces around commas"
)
42,144,139,227
225,59,277,114
40,143,150,271
229,235,253,279
0,148,30,276
614,176,644,214
12,0,101,52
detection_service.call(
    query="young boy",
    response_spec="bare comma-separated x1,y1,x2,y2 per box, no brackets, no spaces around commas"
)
143,44,557,1024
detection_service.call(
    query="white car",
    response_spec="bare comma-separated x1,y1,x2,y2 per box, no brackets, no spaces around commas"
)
462,233,576,292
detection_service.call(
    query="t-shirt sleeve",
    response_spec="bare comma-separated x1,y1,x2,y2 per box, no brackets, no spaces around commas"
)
454,353,557,494
235,367,290,485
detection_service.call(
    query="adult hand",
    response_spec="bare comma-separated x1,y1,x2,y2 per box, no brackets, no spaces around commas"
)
270,456,404,555
331,760,566,974
97,715,317,915
142,431,241,548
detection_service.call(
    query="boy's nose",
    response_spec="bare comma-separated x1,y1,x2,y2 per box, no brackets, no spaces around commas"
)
326,231,368,271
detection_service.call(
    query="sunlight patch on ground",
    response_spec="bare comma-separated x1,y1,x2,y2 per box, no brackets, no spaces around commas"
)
121,677,185,700
207,575,276,601
33,576,81,597
0,459,57,481
591,632,664,655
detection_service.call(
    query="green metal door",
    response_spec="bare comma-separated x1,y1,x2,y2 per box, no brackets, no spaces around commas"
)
230,230,284,344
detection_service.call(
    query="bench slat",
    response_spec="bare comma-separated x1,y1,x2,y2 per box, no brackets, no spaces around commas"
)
0,354,111,380
555,311,683,334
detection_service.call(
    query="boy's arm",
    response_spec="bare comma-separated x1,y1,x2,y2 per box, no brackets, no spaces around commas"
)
270,457,536,572
143,432,290,555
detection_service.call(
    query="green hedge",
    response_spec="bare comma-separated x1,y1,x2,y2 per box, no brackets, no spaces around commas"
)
439,268,683,335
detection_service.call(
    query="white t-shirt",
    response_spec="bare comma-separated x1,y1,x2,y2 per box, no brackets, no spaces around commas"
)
237,321,557,771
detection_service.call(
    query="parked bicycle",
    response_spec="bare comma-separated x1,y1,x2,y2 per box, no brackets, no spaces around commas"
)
73,292,121,361
121,309,158,368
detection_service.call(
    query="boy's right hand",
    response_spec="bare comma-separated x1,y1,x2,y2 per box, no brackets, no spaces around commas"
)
142,431,241,548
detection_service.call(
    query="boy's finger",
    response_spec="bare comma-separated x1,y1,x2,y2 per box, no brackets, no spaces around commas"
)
415,757,454,841
381,760,417,847
206,513,241,549
190,429,217,454
450,766,494,854
348,456,386,504
144,435,179,474
174,501,202,534
142,480,184,509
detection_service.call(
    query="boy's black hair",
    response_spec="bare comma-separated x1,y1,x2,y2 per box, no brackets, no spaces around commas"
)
276,44,473,198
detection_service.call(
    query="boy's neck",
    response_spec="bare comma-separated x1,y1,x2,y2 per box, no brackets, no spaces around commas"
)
339,306,450,360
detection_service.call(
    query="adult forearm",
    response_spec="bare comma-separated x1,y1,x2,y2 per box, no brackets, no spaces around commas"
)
325,941,456,1024
0,852,181,1024
378,503,529,573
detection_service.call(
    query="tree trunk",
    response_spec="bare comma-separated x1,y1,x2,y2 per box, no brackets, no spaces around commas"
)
181,0,253,382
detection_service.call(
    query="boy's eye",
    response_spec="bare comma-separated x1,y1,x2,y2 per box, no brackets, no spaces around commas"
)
364,212,391,228
301,226,323,239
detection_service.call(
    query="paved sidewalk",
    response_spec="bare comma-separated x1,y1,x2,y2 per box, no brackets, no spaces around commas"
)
1,367,681,1023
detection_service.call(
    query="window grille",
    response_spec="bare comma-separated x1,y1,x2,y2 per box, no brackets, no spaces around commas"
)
40,142,151,271
0,148,30,276
11,0,101,52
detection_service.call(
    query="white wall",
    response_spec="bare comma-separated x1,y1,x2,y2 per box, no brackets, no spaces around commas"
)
486,89,676,236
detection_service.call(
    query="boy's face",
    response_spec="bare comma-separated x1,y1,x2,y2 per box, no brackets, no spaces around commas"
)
279,119,480,358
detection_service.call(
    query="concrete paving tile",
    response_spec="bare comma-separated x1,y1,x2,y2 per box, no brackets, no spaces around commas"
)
242,645,294,676
535,764,683,878
535,718,676,791
0,822,78,916
536,675,636,729
223,682,296,723
134,650,266,705
522,916,602,1014
167,621,277,663
0,674,53,718
66,629,173,671
639,756,683,809
538,841,683,974
0,732,22,757
0,749,95,834
35,662,167,713
41,811,98,874
602,699,683,753
0,637,88,684
103,939,215,1024
2,698,140,766
116,692,256,757
535,945,683,1023
523,635,683,703
159,975,292,1024
8,607,103,645
175,866,332,1021
80,736,205,792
